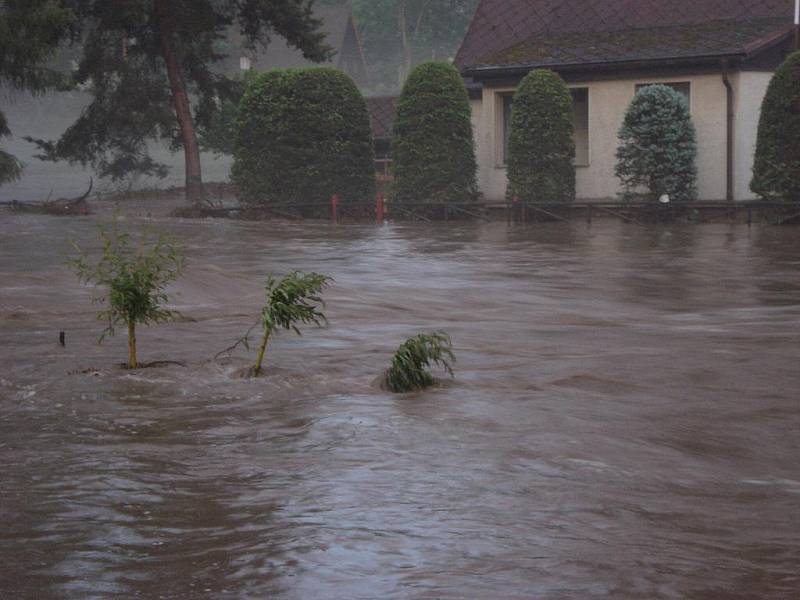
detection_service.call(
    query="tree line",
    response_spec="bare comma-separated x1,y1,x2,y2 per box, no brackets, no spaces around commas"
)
1,1,798,207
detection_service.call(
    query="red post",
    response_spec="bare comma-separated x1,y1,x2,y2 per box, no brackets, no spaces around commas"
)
331,194,340,223
376,192,385,224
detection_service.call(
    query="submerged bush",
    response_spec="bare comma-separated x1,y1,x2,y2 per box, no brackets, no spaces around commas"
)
391,62,478,204
383,332,455,393
751,51,800,201
507,69,575,204
615,84,697,202
70,221,185,369
232,67,374,207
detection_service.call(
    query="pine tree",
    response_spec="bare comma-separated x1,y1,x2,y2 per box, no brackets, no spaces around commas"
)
751,50,800,201
27,0,332,205
615,85,697,202
0,0,72,185
507,69,575,204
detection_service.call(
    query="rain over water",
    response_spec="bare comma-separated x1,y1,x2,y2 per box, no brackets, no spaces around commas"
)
1,206,799,598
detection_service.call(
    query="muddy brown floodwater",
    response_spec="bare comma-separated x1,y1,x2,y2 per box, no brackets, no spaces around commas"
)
1,208,799,599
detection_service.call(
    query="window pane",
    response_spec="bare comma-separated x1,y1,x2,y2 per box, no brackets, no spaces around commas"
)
571,88,589,166
503,94,513,164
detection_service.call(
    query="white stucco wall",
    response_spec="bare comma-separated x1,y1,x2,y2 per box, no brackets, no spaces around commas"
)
472,71,770,202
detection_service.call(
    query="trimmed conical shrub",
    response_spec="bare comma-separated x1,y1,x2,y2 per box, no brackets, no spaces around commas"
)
751,51,800,201
615,84,697,202
391,61,478,204
232,67,375,206
507,69,575,204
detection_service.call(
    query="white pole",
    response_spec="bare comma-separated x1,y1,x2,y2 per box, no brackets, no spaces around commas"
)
796,0,799,50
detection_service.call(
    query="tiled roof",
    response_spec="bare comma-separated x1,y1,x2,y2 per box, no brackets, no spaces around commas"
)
455,0,794,70
478,17,792,70
365,96,398,140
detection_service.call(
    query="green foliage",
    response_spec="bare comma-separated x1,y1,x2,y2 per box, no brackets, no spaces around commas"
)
507,69,575,204
384,332,455,393
232,67,375,207
751,51,800,201
260,272,331,335
615,84,697,202
0,150,23,186
70,221,185,367
199,97,242,157
0,0,72,184
391,61,478,204
251,271,331,375
26,0,333,182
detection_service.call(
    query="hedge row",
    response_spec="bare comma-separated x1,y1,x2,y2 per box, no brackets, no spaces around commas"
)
232,67,374,207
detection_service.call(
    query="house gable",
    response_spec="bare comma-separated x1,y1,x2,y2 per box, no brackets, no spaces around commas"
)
238,6,368,85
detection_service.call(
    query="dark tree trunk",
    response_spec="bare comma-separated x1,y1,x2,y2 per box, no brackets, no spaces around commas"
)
155,0,204,205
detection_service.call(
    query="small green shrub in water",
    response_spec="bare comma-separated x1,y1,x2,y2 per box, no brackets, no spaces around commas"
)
384,332,455,393
70,221,185,369
251,271,331,376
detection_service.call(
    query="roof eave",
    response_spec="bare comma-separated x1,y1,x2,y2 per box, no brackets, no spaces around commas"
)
463,52,750,80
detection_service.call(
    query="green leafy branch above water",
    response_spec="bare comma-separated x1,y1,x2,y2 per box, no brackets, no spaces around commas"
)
69,220,185,369
383,332,455,393
250,271,332,377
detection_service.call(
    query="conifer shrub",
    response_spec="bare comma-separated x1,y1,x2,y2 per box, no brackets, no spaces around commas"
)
751,51,800,201
507,69,575,204
232,67,375,208
615,84,697,202
391,62,478,205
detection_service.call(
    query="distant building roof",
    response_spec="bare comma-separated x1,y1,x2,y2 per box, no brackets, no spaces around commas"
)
365,96,398,142
456,0,794,73
243,6,367,84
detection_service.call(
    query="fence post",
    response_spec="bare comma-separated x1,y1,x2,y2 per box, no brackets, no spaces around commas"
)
331,194,340,223
376,192,385,224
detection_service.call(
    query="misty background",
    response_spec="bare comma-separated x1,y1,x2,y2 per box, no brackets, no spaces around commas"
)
0,0,479,202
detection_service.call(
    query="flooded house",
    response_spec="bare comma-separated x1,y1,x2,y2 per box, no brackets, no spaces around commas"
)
456,0,798,202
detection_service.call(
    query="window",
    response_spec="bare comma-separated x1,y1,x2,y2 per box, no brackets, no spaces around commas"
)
500,88,590,166
571,88,589,166
635,82,691,105
502,93,514,164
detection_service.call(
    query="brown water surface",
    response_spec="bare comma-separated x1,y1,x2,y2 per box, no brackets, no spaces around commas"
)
1,211,799,598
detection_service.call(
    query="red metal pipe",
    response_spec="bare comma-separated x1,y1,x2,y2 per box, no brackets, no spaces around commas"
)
331,194,340,223
376,192,385,224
